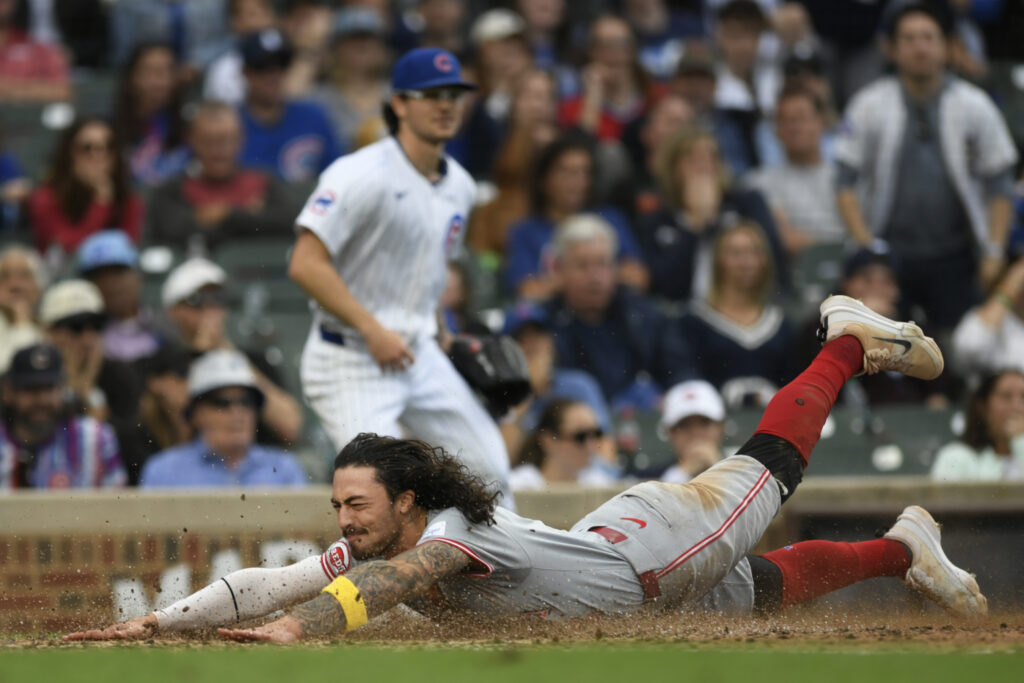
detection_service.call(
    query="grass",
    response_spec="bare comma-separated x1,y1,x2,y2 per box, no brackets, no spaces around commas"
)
1,643,1022,683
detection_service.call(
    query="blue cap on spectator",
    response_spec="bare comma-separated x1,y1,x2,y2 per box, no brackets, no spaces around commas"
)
77,230,138,274
333,8,387,40
391,48,476,92
241,29,293,70
502,300,548,336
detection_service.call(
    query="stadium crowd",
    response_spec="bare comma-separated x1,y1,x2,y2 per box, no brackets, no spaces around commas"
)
2,0,1024,492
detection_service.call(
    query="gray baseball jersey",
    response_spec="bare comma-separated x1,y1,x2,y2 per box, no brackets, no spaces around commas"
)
416,456,781,617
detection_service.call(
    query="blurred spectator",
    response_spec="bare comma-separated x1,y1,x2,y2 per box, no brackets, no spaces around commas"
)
76,230,163,363
26,117,143,255
238,28,343,184
542,214,697,409
279,0,334,97
637,126,785,304
795,247,956,408
659,379,726,484
139,349,307,488
312,8,392,151
669,49,756,175
743,85,846,253
467,68,559,257
403,0,467,57
953,253,1024,378
504,133,647,299
447,9,532,178
203,0,278,105
712,2,779,138
136,343,193,461
614,92,694,219
161,257,303,446
510,398,620,490
835,2,1017,333
515,0,573,74
0,245,44,371
499,299,611,459
558,15,657,142
0,343,125,489
148,101,301,252
682,221,796,407
931,369,1024,482
38,280,143,459
114,42,190,188
111,0,228,75
1,123,31,231
0,0,69,102
11,0,108,69
623,0,703,81
439,261,488,336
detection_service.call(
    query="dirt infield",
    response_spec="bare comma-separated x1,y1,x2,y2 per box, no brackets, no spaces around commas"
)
3,609,1024,652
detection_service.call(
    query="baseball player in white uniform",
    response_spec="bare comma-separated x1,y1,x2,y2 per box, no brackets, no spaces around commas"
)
286,48,513,506
67,297,986,643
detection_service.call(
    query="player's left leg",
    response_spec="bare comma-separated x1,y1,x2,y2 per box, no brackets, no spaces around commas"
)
749,506,986,617
401,339,516,510
737,295,944,503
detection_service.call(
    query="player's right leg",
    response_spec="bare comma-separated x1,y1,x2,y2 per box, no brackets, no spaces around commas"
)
739,295,944,502
749,505,986,617
300,330,406,451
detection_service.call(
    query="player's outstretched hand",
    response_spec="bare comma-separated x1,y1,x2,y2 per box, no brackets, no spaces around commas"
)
63,614,158,642
365,325,415,372
217,618,302,644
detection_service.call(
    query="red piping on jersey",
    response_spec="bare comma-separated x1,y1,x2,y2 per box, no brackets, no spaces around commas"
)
654,468,773,580
419,538,494,577
319,553,334,579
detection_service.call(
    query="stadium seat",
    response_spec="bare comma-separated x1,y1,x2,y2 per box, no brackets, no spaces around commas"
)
786,243,846,321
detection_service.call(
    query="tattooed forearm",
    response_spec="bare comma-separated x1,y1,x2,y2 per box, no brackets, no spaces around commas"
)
288,541,470,637
289,593,348,637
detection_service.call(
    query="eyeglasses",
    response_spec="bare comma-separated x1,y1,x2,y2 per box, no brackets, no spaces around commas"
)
564,427,604,444
203,393,258,410
398,88,467,103
181,290,227,309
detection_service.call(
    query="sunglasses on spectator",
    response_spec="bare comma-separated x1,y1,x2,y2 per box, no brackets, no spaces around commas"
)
75,141,113,154
564,427,604,444
203,393,258,410
54,316,105,334
181,290,227,308
398,88,466,103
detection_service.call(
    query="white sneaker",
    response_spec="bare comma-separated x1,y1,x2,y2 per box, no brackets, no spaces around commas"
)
819,295,944,380
884,505,987,617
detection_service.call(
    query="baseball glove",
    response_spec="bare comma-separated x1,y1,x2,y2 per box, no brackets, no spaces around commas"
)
448,334,531,418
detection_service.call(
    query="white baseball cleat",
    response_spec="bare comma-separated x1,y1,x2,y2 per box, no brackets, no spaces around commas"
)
819,295,944,380
883,505,988,618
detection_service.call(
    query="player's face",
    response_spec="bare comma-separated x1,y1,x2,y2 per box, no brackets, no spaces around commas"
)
393,88,467,145
891,13,947,81
331,466,408,560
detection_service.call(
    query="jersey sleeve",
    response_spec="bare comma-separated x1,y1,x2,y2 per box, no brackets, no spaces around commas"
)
295,162,378,256
317,538,355,580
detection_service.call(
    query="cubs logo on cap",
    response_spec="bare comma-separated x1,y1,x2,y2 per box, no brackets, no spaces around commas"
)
391,48,476,92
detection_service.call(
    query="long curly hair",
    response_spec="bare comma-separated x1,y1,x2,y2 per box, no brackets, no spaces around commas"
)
334,433,499,525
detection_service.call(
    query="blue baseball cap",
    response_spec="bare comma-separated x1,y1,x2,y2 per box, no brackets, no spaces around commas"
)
77,230,138,274
391,48,476,92
502,300,549,336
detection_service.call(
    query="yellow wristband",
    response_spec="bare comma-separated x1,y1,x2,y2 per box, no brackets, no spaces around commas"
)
321,576,368,631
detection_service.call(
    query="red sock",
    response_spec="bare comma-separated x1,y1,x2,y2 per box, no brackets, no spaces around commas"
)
759,539,911,609
754,336,863,465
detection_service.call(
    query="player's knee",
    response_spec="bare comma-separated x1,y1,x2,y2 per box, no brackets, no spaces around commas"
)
738,433,804,503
